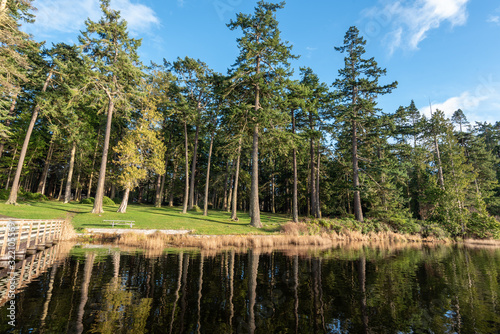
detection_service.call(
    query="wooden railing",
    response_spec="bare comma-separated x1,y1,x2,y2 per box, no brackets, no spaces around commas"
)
0,219,67,267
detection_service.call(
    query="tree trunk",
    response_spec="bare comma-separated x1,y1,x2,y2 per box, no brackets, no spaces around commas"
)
86,130,100,199
75,168,82,202
250,53,262,228
117,187,130,213
231,138,243,221
316,145,321,218
271,159,276,214
222,161,230,211
227,163,234,213
182,121,190,214
352,119,364,222
169,157,178,207
57,175,64,201
250,125,262,227
6,71,52,204
154,174,162,207
63,141,77,203
309,115,317,218
92,96,114,214
292,110,298,223
37,138,55,194
203,128,215,216
188,125,200,210
5,144,17,190
0,94,17,159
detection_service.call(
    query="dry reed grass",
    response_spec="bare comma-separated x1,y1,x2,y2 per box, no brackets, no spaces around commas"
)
82,222,453,253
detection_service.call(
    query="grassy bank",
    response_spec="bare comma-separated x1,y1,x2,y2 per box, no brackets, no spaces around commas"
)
0,200,288,234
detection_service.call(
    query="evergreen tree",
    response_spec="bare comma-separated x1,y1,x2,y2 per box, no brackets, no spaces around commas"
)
228,0,297,227
332,26,397,222
79,0,143,213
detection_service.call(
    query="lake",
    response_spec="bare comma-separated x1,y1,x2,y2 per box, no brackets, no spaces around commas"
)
1,243,499,333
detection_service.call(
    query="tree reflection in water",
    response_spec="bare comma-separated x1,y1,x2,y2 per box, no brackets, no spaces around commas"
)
1,244,500,333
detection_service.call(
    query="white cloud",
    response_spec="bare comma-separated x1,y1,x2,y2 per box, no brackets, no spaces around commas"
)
488,15,500,25
423,91,489,118
420,78,500,124
27,0,159,36
364,0,470,53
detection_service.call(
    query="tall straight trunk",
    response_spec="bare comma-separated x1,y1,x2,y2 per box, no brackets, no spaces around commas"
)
231,138,243,221
154,174,162,207
169,157,178,207
292,110,298,223
352,118,363,222
37,138,55,194
57,175,64,201
271,159,276,214
0,94,17,159
182,121,190,214
5,144,17,190
222,161,230,210
309,114,317,218
158,131,173,207
250,54,262,228
227,164,234,213
6,70,52,204
75,169,82,202
63,141,77,203
203,128,215,216
188,125,200,210
86,130,100,198
117,187,130,213
316,145,321,218
250,125,262,227
92,96,114,214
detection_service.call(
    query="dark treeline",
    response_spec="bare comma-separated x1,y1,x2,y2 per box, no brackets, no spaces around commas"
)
1,0,499,237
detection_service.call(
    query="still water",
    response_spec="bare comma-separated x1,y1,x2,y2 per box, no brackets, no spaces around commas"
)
1,243,499,333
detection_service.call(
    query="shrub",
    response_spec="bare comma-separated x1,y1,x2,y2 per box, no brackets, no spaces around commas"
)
80,197,95,204
20,191,48,201
103,196,115,206
112,197,122,205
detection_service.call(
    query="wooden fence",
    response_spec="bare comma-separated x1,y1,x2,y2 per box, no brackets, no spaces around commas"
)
0,219,71,267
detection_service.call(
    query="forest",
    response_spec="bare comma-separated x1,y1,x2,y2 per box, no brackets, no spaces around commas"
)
1,0,499,238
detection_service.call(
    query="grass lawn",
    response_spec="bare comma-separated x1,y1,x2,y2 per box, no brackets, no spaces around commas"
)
0,200,291,234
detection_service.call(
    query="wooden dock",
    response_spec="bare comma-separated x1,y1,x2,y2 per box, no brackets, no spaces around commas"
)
0,219,67,268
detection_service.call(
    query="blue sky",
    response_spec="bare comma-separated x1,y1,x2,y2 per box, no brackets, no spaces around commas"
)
22,0,500,125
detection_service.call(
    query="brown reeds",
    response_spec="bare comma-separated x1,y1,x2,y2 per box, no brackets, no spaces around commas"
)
81,224,451,253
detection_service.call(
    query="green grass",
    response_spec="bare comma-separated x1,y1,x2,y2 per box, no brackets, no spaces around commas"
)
0,200,290,234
